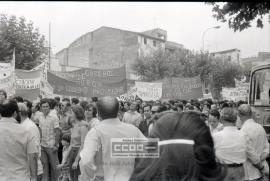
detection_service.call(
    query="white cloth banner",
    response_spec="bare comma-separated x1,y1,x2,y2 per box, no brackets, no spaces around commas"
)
135,82,162,101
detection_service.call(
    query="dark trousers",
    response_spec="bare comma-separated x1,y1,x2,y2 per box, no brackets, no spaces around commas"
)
41,146,59,181
69,147,80,181
224,166,245,181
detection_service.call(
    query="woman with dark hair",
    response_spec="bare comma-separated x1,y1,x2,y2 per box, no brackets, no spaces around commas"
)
130,111,226,181
84,103,100,130
68,105,88,181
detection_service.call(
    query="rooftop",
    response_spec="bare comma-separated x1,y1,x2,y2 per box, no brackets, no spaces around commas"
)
211,48,240,55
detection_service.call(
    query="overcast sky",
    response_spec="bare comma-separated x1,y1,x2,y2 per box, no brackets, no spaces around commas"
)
1,1,270,58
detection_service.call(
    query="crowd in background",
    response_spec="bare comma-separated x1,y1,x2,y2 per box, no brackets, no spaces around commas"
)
0,88,269,181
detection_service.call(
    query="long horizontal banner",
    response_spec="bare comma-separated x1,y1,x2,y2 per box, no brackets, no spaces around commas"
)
50,65,126,84
47,71,127,97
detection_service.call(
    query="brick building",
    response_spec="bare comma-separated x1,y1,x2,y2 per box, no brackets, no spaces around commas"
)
56,26,184,80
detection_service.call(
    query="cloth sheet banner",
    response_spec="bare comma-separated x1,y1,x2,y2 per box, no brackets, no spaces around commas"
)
15,68,42,101
50,65,126,85
135,82,163,101
221,87,248,102
47,71,127,97
161,76,203,100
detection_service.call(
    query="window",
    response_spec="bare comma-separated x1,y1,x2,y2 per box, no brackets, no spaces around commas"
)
144,38,147,45
250,68,270,105
228,55,231,61
153,40,156,47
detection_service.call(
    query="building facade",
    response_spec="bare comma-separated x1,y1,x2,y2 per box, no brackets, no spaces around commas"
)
56,26,183,79
210,48,241,65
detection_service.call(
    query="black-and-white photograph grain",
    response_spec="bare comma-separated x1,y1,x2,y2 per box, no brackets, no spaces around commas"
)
0,2,269,181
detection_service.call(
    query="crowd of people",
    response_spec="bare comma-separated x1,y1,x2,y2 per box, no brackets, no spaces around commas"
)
0,88,269,181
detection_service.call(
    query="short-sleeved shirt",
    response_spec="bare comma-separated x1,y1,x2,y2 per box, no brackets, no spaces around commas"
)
0,117,38,181
21,118,43,175
39,111,60,148
213,126,247,164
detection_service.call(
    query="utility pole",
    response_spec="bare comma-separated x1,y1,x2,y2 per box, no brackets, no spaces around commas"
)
48,22,51,70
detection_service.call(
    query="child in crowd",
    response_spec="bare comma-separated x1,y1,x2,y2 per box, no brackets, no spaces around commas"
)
57,134,71,181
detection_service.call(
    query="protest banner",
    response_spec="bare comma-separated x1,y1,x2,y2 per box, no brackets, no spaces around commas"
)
161,76,203,100
15,68,42,101
47,71,127,97
50,65,126,84
135,82,162,101
0,50,16,96
221,87,248,102
117,86,137,102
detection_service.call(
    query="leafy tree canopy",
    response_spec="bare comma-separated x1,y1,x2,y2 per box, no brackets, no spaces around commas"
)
0,14,47,69
207,2,270,32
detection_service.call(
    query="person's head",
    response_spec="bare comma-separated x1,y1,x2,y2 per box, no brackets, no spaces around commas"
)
211,104,217,110
61,100,71,113
185,104,194,111
62,98,70,104
131,111,225,181
220,107,237,125
143,104,152,119
17,102,28,120
221,102,229,109
85,104,97,120
123,102,130,111
54,96,60,103
208,109,221,128
237,104,252,122
61,134,71,147
135,98,142,106
23,100,32,118
96,96,119,120
0,99,20,122
151,104,167,120
71,97,79,105
80,101,90,111
14,96,24,103
175,103,184,113
48,98,57,110
0,89,7,104
141,101,147,108
40,98,51,116
32,101,40,112
70,105,85,121
130,101,138,112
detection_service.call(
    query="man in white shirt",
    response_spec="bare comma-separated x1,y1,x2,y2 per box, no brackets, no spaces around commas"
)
80,96,145,181
19,103,43,181
0,99,38,181
238,104,269,181
213,107,261,181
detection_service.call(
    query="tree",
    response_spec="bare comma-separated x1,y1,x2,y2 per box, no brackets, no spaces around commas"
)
207,2,270,32
132,48,185,81
0,14,47,69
